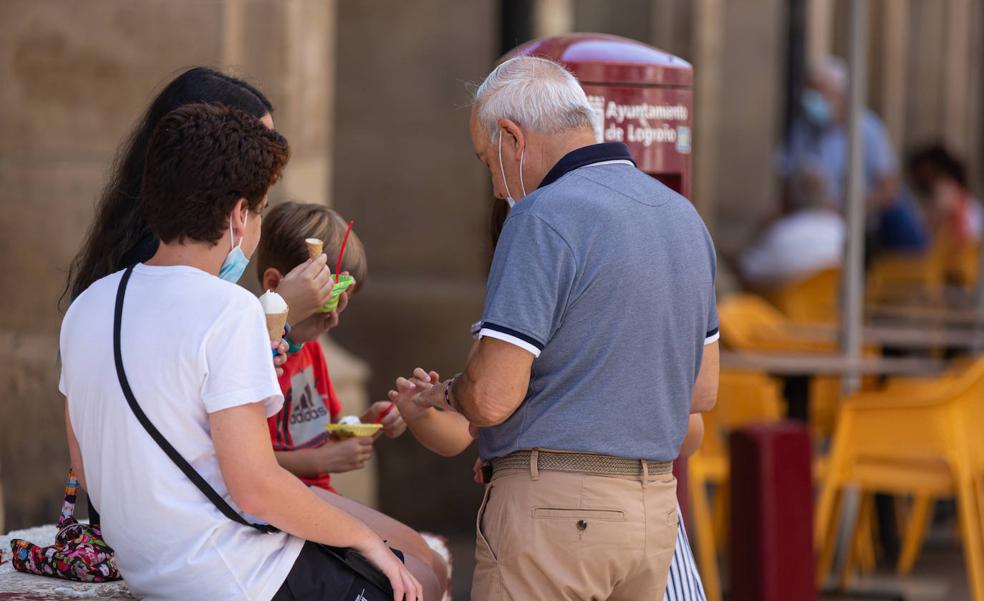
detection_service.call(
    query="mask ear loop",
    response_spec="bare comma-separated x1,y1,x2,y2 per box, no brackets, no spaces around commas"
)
230,211,249,251
519,147,527,198
498,132,513,203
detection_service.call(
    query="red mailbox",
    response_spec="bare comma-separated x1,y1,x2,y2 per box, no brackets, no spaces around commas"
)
508,33,694,199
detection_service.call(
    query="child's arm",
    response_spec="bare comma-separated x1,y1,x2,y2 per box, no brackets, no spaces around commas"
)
387,371,475,457
274,437,374,476
400,408,475,458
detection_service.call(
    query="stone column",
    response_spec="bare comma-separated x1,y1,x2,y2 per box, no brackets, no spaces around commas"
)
223,0,336,208
533,0,574,37
806,0,835,64
904,0,946,145
691,0,724,235
877,0,908,150
942,0,972,160
709,0,784,255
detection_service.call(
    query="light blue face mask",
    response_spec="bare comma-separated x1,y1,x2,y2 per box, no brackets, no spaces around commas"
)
218,213,250,283
802,90,832,127
498,132,527,209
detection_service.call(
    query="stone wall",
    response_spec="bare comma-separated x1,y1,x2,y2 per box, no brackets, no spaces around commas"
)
330,0,496,533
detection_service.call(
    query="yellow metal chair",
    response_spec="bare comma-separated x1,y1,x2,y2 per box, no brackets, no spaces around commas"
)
761,267,841,324
718,294,831,353
867,249,944,306
814,356,984,599
938,239,980,289
718,293,845,438
689,370,785,601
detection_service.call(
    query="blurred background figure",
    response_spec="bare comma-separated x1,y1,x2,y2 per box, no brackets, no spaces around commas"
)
781,56,926,255
908,144,982,248
737,165,844,288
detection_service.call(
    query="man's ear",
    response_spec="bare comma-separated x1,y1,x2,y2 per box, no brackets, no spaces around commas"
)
497,118,525,157
262,267,284,292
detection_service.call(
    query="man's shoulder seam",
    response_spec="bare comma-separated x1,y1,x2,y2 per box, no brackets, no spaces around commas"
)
566,167,676,209
509,206,578,261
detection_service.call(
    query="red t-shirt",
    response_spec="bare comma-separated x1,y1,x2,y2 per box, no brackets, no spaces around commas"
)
267,340,342,491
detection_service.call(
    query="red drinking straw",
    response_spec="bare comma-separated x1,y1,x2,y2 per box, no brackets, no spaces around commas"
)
336,220,355,276
374,403,396,424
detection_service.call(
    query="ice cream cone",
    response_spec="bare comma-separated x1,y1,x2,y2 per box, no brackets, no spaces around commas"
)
265,311,289,342
305,238,324,260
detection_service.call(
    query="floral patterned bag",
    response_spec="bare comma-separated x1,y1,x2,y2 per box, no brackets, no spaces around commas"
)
10,469,121,582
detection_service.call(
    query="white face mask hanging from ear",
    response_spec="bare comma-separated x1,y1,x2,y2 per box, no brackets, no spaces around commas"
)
498,131,527,209
218,212,250,283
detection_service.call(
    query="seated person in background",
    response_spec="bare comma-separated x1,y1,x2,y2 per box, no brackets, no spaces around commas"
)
782,56,926,254
737,166,845,288
255,201,405,491
908,144,982,249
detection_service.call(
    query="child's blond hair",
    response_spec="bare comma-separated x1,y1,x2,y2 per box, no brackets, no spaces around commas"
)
256,201,367,290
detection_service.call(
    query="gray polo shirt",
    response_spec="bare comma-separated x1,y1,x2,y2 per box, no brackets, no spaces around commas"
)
478,142,718,463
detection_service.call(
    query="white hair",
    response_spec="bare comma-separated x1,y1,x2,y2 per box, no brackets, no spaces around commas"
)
809,55,848,93
472,56,598,141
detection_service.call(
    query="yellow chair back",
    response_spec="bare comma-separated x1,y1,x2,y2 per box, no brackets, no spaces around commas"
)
762,267,841,324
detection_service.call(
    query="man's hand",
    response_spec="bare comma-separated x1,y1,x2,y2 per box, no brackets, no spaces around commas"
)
317,436,374,473
362,401,407,438
387,368,443,421
276,255,334,322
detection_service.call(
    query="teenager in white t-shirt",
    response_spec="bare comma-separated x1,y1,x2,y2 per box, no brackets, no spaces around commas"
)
59,104,423,601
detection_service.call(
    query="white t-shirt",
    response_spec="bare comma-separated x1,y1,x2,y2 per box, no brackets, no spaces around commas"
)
59,264,303,601
738,209,845,285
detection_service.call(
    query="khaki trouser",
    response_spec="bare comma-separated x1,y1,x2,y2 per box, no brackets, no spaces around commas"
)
471,452,679,600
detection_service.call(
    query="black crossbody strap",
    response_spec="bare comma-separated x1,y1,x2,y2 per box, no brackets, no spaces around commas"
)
113,266,277,534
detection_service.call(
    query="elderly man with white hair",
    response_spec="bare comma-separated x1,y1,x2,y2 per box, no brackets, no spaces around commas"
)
391,56,719,600
783,56,926,251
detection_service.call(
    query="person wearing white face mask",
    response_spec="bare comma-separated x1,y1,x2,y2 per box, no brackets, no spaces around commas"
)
218,212,252,282
497,128,526,209
390,56,720,600
781,56,927,252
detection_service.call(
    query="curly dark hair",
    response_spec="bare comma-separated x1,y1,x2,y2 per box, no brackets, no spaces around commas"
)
142,103,290,245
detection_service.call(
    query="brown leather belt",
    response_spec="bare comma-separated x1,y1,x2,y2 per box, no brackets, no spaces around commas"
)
487,449,673,480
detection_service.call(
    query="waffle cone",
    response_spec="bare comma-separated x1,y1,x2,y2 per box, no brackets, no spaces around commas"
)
305,238,324,260
265,311,289,342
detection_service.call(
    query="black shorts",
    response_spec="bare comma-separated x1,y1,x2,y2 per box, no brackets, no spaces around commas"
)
272,541,404,601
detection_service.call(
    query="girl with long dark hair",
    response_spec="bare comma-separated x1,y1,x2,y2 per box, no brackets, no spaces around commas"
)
65,67,336,339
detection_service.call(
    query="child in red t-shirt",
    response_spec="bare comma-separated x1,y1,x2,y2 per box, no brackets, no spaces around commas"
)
256,202,405,492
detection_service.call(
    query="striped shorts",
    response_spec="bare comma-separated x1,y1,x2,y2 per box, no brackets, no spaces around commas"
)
663,507,707,601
